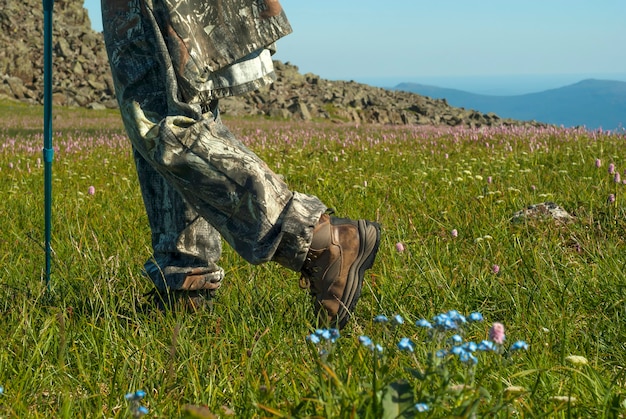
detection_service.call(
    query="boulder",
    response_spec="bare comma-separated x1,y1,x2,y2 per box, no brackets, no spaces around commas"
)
511,202,575,224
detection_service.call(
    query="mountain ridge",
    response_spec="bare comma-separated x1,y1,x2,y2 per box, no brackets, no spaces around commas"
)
394,79,626,130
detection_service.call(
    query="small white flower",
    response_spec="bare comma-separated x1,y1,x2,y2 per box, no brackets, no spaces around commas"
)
505,386,526,395
565,355,589,366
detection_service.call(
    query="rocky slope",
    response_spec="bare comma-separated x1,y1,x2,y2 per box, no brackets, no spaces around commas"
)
0,0,538,127
0,0,116,108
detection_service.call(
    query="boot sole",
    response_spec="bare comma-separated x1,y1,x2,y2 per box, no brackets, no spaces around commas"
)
336,220,381,328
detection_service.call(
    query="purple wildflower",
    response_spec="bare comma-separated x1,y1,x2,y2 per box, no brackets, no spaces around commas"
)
489,322,506,344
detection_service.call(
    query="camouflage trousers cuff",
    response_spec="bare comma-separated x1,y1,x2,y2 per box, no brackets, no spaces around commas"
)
271,191,327,272
144,258,225,292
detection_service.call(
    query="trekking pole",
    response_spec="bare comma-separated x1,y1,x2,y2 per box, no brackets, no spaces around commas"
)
43,0,54,290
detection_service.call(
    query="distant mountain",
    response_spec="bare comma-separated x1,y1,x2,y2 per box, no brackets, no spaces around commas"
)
394,79,626,130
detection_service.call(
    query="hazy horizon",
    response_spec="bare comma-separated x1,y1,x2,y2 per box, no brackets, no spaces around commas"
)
353,73,626,96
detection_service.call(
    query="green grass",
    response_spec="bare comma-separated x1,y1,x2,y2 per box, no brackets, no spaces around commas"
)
0,100,625,417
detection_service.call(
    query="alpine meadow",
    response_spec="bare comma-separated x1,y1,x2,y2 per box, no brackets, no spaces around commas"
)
1,101,625,417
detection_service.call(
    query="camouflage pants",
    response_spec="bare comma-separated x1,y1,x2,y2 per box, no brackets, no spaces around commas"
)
102,0,326,291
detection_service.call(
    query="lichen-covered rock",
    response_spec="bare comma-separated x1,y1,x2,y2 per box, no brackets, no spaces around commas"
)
512,202,575,224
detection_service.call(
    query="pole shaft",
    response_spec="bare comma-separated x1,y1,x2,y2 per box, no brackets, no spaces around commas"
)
43,0,54,289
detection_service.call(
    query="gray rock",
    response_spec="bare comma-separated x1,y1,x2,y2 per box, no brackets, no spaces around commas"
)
511,202,575,224
87,102,106,110
5,76,26,98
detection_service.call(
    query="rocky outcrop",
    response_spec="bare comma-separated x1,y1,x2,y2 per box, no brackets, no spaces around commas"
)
0,0,116,109
0,0,540,127
511,202,574,224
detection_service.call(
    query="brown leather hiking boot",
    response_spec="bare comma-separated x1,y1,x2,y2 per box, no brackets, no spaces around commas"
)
300,213,381,329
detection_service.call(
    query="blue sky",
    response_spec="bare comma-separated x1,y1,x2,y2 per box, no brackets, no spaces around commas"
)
84,0,626,92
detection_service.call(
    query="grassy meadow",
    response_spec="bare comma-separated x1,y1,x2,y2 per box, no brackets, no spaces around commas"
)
0,99,625,417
